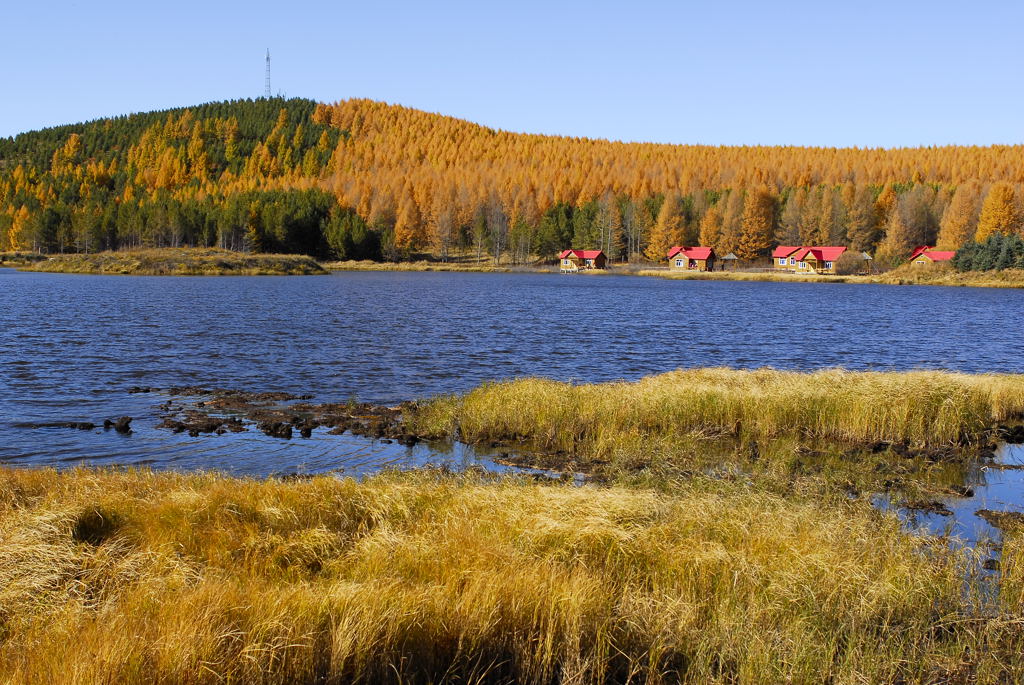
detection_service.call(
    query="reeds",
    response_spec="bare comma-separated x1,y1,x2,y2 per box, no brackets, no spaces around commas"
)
0,467,1012,683
411,368,1024,452
21,248,327,276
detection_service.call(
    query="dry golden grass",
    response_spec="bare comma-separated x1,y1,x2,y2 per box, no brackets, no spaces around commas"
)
639,265,1024,289
411,368,1024,454
636,268,857,283
874,264,1024,288
321,259,525,272
21,248,326,276
0,467,1016,684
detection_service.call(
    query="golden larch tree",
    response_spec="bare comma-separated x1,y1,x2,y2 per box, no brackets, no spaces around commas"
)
737,186,776,260
644,193,684,261
974,182,1019,242
936,182,980,249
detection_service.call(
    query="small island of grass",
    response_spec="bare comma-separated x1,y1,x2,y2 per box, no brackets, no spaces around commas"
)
20,248,327,276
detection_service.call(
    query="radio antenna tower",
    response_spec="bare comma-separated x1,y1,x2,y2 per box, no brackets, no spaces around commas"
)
265,49,271,98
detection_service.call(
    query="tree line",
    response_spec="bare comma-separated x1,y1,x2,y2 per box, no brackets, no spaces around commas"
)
2,97,1023,265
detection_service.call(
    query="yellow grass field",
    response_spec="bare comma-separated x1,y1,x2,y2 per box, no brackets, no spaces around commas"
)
2,467,1020,684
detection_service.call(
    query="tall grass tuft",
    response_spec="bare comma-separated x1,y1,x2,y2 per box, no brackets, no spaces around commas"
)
1,467,1017,683
411,368,1024,452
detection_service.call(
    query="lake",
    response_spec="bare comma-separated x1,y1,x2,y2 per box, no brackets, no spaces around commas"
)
3,268,1024,476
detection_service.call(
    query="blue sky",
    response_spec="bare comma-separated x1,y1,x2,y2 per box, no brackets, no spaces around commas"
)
3,0,1021,147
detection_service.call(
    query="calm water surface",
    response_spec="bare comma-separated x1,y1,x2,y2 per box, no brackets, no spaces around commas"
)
2,269,1024,476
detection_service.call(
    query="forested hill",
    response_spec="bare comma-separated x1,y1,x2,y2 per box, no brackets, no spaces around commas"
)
2,97,1023,264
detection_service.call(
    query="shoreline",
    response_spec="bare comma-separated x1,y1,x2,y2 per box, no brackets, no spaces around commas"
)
13,247,1024,289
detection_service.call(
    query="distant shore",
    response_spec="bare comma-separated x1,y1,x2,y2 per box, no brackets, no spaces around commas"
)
18,248,327,276
13,248,1024,288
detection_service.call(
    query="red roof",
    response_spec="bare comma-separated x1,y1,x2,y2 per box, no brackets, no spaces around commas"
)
772,245,800,258
559,249,604,259
789,246,846,262
667,246,715,260
807,246,847,261
920,250,955,262
909,245,933,260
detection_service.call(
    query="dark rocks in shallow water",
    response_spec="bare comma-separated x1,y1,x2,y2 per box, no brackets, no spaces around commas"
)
997,424,1024,444
127,386,152,394
380,438,393,444
103,417,132,434
299,425,313,439
258,421,293,439
15,421,95,430
947,485,975,498
904,500,953,516
976,509,1024,531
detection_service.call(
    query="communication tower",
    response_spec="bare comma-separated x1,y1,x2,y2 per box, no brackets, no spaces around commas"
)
265,49,271,98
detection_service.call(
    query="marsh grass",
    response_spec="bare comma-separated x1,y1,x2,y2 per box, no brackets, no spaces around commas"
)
874,264,1024,289
0,467,1017,683
21,248,326,276
411,368,1024,455
0,251,46,265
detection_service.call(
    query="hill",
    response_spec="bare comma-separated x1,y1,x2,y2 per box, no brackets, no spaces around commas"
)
2,98,1022,264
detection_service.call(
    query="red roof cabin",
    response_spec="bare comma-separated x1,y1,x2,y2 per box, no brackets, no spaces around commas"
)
772,246,801,270
667,246,716,271
773,245,847,274
559,249,607,272
910,246,956,265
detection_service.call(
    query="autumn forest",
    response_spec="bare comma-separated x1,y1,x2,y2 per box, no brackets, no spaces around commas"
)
1,97,1022,265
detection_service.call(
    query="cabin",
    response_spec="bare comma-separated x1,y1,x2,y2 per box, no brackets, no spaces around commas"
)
909,246,956,265
667,246,716,271
774,245,847,274
772,246,801,270
792,246,847,274
559,249,607,272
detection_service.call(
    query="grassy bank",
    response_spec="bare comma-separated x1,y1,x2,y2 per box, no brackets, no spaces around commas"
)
322,259,548,273
873,264,1024,288
3,466,1019,684
21,248,327,276
411,368,1024,457
0,251,46,266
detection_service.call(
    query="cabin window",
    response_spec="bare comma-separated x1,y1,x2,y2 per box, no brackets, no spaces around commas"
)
675,259,683,267
778,258,786,265
798,261,806,268
789,257,795,265
585,259,593,265
825,261,833,269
